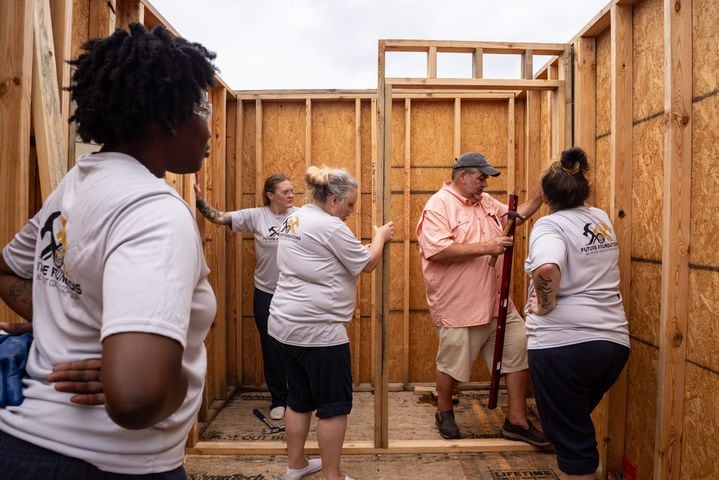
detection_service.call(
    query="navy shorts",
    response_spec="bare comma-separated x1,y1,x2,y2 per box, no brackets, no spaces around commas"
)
528,341,629,476
279,342,352,418
0,430,186,479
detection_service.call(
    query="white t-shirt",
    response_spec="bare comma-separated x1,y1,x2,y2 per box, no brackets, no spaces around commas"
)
524,206,629,350
268,204,370,347
0,152,216,474
230,206,297,294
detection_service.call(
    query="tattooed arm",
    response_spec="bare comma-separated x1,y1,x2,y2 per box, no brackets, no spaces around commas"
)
527,263,561,315
0,255,32,324
193,184,231,226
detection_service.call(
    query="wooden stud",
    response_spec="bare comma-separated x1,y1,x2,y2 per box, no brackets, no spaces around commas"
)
89,0,116,39
370,96,378,387
254,98,263,383
655,0,692,478
472,47,483,79
521,49,534,80
224,96,239,388
235,99,244,385
453,98,461,157
427,46,437,79
353,98,362,385
305,98,312,169
507,98,516,194
33,0,68,199
117,0,144,28
606,4,633,473
49,0,72,170
523,92,541,296
0,0,33,324
402,98,411,386
574,37,597,201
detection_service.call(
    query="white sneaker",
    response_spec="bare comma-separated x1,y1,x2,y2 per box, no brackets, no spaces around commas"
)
285,457,321,480
269,406,286,420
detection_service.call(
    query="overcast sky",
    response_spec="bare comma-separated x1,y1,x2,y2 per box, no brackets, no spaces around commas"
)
148,0,610,91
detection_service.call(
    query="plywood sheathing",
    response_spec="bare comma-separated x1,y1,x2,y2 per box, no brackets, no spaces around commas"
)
625,340,659,480
680,363,719,480
594,30,612,213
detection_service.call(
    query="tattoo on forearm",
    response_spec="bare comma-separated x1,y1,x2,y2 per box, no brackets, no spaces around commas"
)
536,274,553,309
9,278,32,316
196,198,229,225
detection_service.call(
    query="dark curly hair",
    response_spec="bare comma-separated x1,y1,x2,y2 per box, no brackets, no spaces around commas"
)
541,147,591,210
68,23,217,145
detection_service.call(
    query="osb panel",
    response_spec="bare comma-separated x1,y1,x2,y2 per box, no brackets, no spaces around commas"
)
392,166,448,193
410,101,454,167
633,0,664,121
261,102,306,186
460,100,509,167
627,261,661,346
388,242,406,310
624,340,658,480
241,314,261,384
410,192,432,242
388,312,406,382
311,102,356,173
594,136,611,213
692,0,719,96
391,100,407,168
360,100,373,192
631,118,664,259
408,311,438,381
358,314,372,383
356,269,372,319
690,96,719,267
681,364,719,480
389,193,409,243
359,193,372,241
687,269,719,372
595,29,611,137
410,246,428,310
241,241,256,317
241,101,257,195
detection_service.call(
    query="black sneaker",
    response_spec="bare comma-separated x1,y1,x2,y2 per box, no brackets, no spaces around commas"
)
435,410,461,439
501,418,551,447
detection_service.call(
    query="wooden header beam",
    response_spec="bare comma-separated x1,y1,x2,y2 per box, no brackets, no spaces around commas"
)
383,39,567,55
386,78,563,91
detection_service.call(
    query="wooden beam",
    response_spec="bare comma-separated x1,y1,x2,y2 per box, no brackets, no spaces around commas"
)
453,98,461,157
187,438,543,456
254,98,263,383
655,0,692,478
89,0,116,38
117,0,144,29
224,96,238,387
402,98,411,386
386,78,562,91
233,90,514,101
523,92,541,297
606,4,633,474
49,0,72,170
472,48,483,79
507,98,515,194
33,0,68,200
552,47,571,158
382,39,567,56
353,98,362,386
0,0,33,324
305,99,312,169
574,37,597,204
234,100,244,385
521,49,534,80
427,46,437,79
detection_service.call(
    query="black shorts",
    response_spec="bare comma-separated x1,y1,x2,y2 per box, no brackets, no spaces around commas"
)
279,342,352,418
528,341,629,476
0,430,186,479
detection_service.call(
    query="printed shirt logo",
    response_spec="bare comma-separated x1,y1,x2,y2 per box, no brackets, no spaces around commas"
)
36,211,82,299
279,216,301,241
581,221,618,254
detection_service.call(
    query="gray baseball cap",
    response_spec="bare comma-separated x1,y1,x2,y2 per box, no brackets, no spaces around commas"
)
453,152,500,177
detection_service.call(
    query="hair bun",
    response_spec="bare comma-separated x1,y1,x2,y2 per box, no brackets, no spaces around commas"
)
559,147,589,175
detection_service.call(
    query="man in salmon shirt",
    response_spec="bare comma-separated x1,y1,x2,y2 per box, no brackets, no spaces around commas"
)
416,152,548,446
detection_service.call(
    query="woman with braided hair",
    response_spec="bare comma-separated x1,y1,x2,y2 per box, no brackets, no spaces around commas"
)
524,147,630,480
0,23,217,478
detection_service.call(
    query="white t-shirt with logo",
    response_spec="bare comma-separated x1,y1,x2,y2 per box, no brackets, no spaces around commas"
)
230,206,298,294
268,204,370,347
523,206,629,350
0,152,216,474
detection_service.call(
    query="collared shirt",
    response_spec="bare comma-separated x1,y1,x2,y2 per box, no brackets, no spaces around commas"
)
416,182,513,327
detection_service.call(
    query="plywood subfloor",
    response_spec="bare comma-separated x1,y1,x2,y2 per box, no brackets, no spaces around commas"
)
187,389,559,479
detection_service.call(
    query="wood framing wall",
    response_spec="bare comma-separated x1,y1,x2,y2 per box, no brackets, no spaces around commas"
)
2,0,717,477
